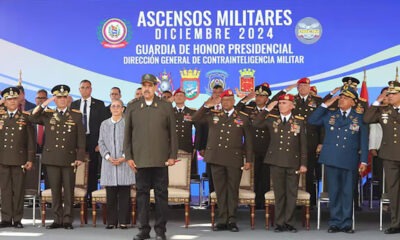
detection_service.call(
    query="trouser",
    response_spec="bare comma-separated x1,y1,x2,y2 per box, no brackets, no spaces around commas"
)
0,164,25,223
105,186,131,225
254,152,269,208
383,159,400,228
136,167,168,234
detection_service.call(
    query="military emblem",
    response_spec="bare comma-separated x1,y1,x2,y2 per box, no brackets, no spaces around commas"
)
183,114,192,122
355,103,365,114
239,68,255,93
381,113,389,124
234,117,243,126
180,69,200,100
291,122,300,136
97,18,132,48
0,120,4,130
213,115,220,124
158,71,174,96
206,70,228,95
295,17,322,44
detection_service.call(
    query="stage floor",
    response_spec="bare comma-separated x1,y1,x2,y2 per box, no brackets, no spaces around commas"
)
0,203,399,240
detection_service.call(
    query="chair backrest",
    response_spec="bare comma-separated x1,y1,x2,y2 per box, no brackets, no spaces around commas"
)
168,150,192,189
239,165,254,191
75,154,89,188
321,164,328,193
24,154,42,196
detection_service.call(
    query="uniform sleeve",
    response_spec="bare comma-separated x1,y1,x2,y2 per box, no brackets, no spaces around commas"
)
359,120,369,164
167,103,178,159
27,105,45,125
300,120,308,167
252,110,269,128
123,103,134,160
243,117,254,163
308,106,328,126
26,120,36,162
270,90,286,102
75,112,86,161
363,106,380,124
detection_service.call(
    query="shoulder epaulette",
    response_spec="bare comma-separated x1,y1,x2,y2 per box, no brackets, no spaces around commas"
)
358,97,367,102
245,106,254,109
45,109,55,113
239,111,249,116
22,111,31,115
295,115,305,120
267,114,279,119
71,109,81,113
313,95,322,99
211,109,220,113
128,98,139,104
187,107,197,111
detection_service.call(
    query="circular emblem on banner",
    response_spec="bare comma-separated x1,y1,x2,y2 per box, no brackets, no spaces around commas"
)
295,17,322,44
102,18,128,44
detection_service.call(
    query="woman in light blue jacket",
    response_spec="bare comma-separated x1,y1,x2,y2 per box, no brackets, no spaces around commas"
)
99,99,135,229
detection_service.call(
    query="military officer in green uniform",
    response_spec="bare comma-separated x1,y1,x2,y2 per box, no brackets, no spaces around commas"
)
254,94,307,233
0,87,35,228
192,89,253,232
364,80,400,234
30,85,86,230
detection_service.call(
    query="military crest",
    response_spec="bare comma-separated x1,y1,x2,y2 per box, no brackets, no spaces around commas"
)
180,69,200,100
157,71,174,95
206,70,228,95
239,68,255,93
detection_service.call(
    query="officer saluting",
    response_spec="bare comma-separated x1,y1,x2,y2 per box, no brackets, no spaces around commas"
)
0,87,35,228
30,85,86,230
192,89,253,232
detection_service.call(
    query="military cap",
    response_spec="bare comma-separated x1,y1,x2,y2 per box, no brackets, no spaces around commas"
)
278,94,295,102
51,84,70,96
255,83,271,96
387,81,400,94
310,85,318,94
141,74,158,85
340,88,358,100
342,76,360,89
1,87,20,99
173,88,185,96
297,77,311,85
220,89,234,98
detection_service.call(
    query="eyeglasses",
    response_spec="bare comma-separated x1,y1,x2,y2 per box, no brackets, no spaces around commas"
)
36,97,47,99
110,105,123,108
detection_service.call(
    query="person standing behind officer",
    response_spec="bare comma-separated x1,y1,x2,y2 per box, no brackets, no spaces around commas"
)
236,83,272,209
71,80,106,203
30,85,86,230
308,88,368,233
364,81,400,234
105,87,123,119
124,74,178,240
192,89,253,232
254,94,307,233
0,87,35,228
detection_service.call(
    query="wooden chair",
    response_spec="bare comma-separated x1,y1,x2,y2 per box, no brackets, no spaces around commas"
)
24,154,42,226
265,172,310,230
210,165,256,230
41,158,89,227
150,150,192,228
91,185,136,227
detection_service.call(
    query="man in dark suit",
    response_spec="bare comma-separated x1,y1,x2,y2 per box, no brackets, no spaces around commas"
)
30,85,86,229
0,87,35,229
34,89,48,153
173,88,198,177
124,74,178,240
71,80,106,203
235,83,272,209
308,88,368,234
105,87,122,119
254,94,307,233
192,89,253,232
16,85,36,111
364,81,400,234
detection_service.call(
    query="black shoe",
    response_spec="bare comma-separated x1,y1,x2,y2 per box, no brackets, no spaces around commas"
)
214,223,227,231
133,232,151,240
384,227,400,234
228,222,239,232
285,224,297,233
0,221,12,228
120,224,128,229
274,224,286,232
155,233,167,240
105,225,115,229
46,223,62,229
63,223,74,230
341,226,354,233
13,221,24,228
327,225,340,233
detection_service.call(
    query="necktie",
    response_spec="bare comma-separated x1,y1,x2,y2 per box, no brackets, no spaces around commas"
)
283,117,287,124
37,125,44,146
59,111,64,116
342,111,347,120
9,113,14,119
225,112,229,118
83,100,88,132
395,108,399,113
302,98,306,104
178,109,182,113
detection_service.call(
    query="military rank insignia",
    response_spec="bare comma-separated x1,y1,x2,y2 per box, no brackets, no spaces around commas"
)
213,115,219,124
234,117,243,126
381,112,389,124
290,122,301,136
355,103,364,114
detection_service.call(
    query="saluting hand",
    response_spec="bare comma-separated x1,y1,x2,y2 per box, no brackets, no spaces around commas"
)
235,87,246,99
266,101,278,112
205,96,221,108
42,96,56,107
324,95,339,107
376,92,386,104
285,83,297,92
331,87,341,95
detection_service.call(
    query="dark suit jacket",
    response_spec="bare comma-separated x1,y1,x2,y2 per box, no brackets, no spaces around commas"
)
174,106,198,153
24,100,36,111
71,97,106,151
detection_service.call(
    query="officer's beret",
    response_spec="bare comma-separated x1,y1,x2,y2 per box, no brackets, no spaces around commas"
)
310,86,318,94
173,88,185,96
297,77,311,85
1,87,20,99
141,74,158,85
51,85,70,96
340,88,358,100
255,83,271,96
220,89,234,98
387,81,400,94
278,94,295,102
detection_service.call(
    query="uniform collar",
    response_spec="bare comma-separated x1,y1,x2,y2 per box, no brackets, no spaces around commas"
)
224,108,235,117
